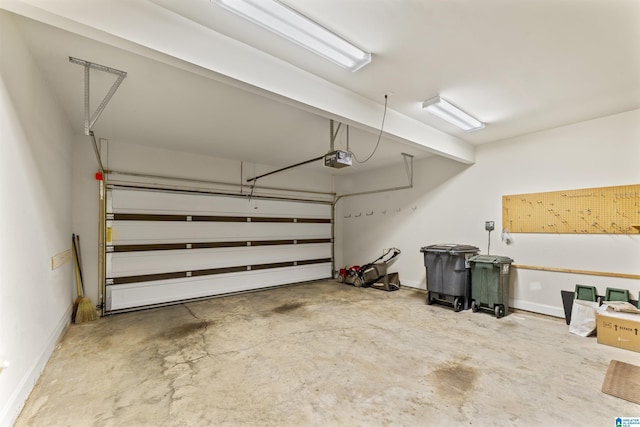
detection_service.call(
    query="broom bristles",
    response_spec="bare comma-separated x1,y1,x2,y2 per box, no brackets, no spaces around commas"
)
74,296,97,323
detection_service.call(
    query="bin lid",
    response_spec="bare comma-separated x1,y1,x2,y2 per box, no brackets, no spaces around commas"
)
420,244,479,254
469,254,513,264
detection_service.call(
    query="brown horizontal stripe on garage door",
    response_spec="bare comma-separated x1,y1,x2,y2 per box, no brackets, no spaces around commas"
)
250,262,293,271
113,242,248,252
297,258,332,266
248,217,294,223
112,213,330,223
191,216,248,222
114,243,190,252
109,258,332,285
113,214,185,221
112,238,331,253
191,242,248,249
249,240,294,246
295,218,331,223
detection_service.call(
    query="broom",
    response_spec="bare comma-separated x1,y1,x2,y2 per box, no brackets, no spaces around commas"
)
72,233,97,323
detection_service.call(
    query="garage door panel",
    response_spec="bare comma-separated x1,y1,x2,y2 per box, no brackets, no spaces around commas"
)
105,187,333,313
107,243,332,276
111,188,331,218
110,222,331,244
107,264,332,312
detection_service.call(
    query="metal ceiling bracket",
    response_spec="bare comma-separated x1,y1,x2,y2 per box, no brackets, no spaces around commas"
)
334,153,414,203
402,152,414,183
89,131,105,174
329,119,343,152
346,124,350,152
69,56,127,135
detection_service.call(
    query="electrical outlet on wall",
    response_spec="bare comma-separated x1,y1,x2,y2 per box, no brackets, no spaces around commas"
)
485,221,495,231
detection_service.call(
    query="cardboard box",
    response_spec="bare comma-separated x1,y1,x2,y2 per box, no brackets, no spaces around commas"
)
596,310,640,353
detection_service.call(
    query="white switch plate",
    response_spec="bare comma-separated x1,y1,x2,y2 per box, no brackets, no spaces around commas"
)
51,249,72,270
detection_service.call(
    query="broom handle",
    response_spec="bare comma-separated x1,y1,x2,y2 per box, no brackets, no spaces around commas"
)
72,234,82,297
74,257,82,297
75,234,86,294
76,235,82,273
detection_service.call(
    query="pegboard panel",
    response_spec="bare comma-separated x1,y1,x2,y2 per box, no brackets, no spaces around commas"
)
502,184,640,234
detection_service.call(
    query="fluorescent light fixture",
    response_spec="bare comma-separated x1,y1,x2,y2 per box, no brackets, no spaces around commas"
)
214,0,371,71
422,96,485,132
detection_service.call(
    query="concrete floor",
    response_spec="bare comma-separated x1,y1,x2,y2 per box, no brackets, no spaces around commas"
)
16,281,638,426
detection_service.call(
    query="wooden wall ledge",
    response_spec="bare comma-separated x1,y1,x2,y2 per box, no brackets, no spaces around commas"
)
512,264,640,280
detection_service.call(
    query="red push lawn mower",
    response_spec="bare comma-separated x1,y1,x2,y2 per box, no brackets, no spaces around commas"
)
337,248,401,291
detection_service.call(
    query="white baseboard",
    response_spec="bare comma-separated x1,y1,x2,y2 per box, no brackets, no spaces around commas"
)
0,305,72,427
511,299,565,319
400,280,425,290
400,281,565,319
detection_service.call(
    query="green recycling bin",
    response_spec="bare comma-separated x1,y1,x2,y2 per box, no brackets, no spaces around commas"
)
469,255,513,318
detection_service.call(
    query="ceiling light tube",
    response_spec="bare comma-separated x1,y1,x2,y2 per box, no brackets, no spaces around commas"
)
422,96,485,131
214,0,371,71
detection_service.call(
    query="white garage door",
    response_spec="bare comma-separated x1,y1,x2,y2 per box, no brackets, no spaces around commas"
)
104,187,332,314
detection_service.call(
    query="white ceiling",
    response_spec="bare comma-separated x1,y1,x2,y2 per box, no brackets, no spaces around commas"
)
3,0,640,175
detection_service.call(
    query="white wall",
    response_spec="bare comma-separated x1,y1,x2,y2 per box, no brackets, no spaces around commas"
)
72,138,335,308
336,109,640,317
0,11,74,427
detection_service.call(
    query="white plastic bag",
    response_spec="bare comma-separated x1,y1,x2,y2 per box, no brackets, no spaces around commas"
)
569,299,599,337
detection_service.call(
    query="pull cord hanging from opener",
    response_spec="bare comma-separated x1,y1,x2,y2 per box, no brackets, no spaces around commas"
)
351,94,388,164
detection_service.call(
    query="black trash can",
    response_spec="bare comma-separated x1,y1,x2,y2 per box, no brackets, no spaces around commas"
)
420,244,479,311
